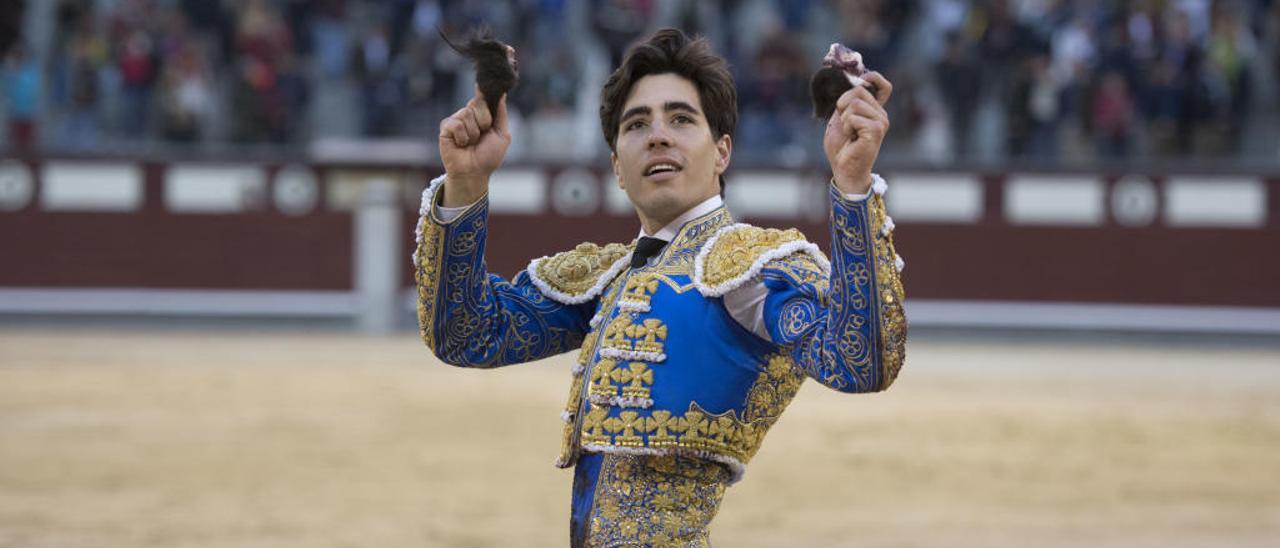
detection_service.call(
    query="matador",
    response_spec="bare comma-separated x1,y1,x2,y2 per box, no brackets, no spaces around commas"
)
414,28,906,547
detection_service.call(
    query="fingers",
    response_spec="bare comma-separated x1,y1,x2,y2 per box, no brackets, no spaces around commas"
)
469,95,493,132
831,86,888,135
840,109,888,140
863,71,893,105
460,106,481,144
440,105,479,147
439,113,467,147
835,85,886,117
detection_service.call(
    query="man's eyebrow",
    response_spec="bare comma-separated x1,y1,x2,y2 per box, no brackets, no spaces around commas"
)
663,101,701,116
620,105,652,123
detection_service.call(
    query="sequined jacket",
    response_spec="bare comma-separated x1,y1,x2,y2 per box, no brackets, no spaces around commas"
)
413,174,906,482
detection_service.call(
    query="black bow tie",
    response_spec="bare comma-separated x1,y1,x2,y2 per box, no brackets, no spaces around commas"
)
631,236,669,268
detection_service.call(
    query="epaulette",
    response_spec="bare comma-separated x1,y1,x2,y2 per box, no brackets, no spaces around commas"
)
694,224,831,297
527,242,631,304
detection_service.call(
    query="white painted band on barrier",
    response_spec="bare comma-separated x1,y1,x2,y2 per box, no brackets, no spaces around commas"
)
41,162,144,212
1005,175,1105,226
884,173,983,222
166,164,266,213
488,169,546,214
1164,177,1266,228
725,172,804,218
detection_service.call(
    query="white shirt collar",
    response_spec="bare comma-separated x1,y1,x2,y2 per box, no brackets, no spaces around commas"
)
637,195,724,241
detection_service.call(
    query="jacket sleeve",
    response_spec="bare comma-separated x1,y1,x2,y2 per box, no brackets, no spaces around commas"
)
413,176,594,368
760,175,907,392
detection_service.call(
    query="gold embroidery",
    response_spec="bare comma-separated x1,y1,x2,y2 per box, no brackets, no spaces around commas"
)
557,272,630,468
867,194,907,387
700,225,810,289
621,363,654,400
580,396,786,467
561,206,734,469
534,242,630,298
625,318,668,354
602,315,634,350
742,354,807,424
620,273,660,306
588,453,729,546
414,214,446,349
589,359,620,397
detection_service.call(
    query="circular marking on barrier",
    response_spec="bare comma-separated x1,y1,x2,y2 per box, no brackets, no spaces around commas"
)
0,160,33,212
1111,176,1158,227
273,165,319,215
551,168,601,217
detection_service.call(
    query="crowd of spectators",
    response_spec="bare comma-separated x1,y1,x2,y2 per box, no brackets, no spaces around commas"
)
2,0,1278,165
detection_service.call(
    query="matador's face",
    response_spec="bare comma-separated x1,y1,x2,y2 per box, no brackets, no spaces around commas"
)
611,73,731,232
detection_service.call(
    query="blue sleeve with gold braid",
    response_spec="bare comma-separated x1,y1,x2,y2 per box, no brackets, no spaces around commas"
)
760,178,907,392
413,178,595,368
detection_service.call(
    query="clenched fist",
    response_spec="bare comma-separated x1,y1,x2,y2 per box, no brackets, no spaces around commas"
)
823,71,892,195
439,87,511,207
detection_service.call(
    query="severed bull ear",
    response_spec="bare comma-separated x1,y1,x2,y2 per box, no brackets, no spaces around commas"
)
810,43,878,119
439,26,519,120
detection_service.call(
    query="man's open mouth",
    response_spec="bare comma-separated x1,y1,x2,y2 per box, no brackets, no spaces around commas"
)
645,163,682,176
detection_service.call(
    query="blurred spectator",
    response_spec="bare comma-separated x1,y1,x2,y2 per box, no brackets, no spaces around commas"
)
935,30,981,157
1092,70,1136,158
592,0,654,67
353,24,402,136
158,42,213,142
1010,52,1063,158
739,24,810,161
10,0,1280,165
117,29,158,138
3,43,41,151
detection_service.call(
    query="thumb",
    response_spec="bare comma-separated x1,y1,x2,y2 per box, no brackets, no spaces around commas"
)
493,94,510,138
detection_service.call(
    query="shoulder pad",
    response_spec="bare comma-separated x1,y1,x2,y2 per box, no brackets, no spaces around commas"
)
694,224,830,297
527,242,631,304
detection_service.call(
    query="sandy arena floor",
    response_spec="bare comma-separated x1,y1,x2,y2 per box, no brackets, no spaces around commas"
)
1,328,1278,547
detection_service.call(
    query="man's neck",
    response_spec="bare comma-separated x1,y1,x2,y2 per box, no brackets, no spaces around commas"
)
638,195,724,241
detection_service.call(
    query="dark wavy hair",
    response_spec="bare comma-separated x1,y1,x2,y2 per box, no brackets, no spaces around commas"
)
599,28,737,190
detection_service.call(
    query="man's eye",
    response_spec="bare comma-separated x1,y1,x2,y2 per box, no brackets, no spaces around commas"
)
673,115,693,124
626,120,647,131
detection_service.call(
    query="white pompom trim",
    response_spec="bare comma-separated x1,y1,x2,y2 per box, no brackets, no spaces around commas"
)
560,410,574,423
617,300,651,313
588,393,654,409
599,347,666,363
871,172,887,195
589,312,607,330
571,363,585,376
411,175,448,264
526,253,630,305
694,224,831,298
894,254,905,273
881,215,895,237
581,444,747,484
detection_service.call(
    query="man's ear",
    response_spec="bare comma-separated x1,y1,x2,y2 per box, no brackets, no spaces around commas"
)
714,134,733,176
611,152,623,189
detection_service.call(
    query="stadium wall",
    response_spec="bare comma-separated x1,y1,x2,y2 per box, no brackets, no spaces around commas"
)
0,155,1276,333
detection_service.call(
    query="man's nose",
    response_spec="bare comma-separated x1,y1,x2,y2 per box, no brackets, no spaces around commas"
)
646,123,672,149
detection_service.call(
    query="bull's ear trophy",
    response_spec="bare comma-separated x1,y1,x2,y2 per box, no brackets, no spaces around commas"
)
439,26,519,120
810,43,878,120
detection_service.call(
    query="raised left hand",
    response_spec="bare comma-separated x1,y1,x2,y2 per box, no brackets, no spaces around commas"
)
823,71,893,195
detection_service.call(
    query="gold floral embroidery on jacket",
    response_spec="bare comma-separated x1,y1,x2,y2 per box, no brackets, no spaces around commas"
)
699,226,810,289
587,453,729,547
532,242,630,300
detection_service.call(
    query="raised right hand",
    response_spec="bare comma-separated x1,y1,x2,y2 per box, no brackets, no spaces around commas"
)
438,88,510,207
